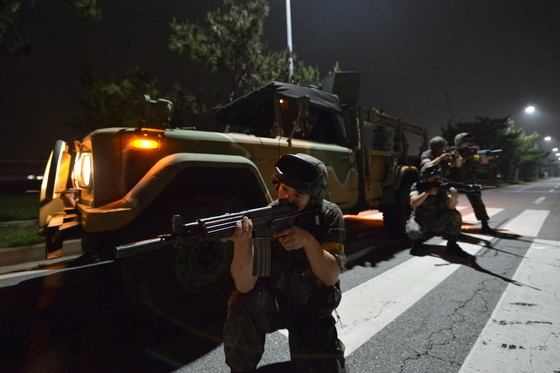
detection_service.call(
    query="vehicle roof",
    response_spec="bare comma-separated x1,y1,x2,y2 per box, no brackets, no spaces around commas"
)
217,81,342,114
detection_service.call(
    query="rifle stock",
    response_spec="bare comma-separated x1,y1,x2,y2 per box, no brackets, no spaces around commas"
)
114,199,320,277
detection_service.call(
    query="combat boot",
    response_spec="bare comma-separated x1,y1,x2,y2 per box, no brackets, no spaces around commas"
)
446,235,469,258
409,240,425,256
480,220,495,235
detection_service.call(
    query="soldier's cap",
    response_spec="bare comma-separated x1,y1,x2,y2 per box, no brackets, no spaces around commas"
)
420,164,442,179
429,136,447,151
455,132,474,146
272,153,328,200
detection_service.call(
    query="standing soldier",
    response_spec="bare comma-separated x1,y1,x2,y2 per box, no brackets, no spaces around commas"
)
420,136,461,177
406,164,469,258
221,153,347,373
448,132,495,234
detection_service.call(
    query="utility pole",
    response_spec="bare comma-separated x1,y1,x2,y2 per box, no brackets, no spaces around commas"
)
286,0,293,81
444,89,456,125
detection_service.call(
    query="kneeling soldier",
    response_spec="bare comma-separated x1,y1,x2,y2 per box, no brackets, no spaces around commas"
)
406,164,468,258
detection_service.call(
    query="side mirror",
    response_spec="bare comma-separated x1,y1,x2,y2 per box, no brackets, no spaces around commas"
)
143,95,173,128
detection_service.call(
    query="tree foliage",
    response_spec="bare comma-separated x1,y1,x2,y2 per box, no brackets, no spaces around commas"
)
0,0,101,58
69,0,333,132
68,65,219,132
68,66,161,133
169,0,322,101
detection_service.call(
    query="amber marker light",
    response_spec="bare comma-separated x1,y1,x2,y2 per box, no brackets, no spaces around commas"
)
132,139,160,150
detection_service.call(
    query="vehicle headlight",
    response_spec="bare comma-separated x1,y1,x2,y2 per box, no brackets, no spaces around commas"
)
73,152,93,189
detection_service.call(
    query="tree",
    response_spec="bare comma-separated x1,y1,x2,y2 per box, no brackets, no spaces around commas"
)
68,64,219,133
68,66,162,133
0,0,101,58
169,0,321,101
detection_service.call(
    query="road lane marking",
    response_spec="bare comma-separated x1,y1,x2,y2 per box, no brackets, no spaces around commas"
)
533,196,546,204
459,239,560,373
278,240,484,355
280,208,547,358
333,241,483,356
500,210,549,237
461,207,503,223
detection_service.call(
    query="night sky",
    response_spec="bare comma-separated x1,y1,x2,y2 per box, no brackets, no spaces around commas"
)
1,0,559,163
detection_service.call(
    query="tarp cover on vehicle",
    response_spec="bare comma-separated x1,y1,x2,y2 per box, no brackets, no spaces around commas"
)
216,81,342,120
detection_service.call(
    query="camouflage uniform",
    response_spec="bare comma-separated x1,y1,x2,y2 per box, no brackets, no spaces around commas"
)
223,199,347,373
420,136,453,177
448,156,489,222
406,182,463,240
448,133,492,228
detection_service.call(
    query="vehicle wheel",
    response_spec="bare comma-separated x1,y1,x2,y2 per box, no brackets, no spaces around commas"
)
382,182,413,238
120,197,242,329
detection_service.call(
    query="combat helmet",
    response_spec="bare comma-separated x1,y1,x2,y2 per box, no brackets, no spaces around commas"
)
420,164,442,180
272,153,329,205
429,136,448,151
454,132,474,146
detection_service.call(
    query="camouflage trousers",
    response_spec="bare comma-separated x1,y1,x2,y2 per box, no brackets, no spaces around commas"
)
406,209,462,241
466,194,490,221
223,281,346,373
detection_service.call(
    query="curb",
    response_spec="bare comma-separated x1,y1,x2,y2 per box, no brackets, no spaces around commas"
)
0,239,83,274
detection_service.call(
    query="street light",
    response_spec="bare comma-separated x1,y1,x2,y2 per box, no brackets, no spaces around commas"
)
525,106,535,114
544,136,552,141
286,0,293,81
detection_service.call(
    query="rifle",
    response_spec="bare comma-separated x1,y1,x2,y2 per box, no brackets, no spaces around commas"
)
476,149,502,158
444,145,479,156
114,198,320,277
416,179,497,195
445,146,502,158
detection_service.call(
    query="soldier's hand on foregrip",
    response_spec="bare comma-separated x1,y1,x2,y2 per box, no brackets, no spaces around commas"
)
220,216,253,244
448,187,460,197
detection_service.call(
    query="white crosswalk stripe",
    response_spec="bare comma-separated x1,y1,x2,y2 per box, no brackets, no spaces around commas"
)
336,241,483,356
460,207,503,224
284,207,552,359
459,239,560,372
501,209,550,237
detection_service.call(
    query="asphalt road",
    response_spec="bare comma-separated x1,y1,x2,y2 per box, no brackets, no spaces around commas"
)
1,178,559,373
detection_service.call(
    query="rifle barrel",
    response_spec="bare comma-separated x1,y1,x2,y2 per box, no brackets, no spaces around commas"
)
115,236,168,259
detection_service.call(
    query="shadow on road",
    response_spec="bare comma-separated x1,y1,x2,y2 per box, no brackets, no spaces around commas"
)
0,261,225,373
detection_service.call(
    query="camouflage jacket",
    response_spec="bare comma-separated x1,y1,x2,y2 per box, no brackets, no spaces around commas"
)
262,199,346,314
409,182,453,220
448,156,478,183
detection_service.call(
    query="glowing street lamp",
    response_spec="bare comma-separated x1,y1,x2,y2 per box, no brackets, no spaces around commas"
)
525,106,535,114
544,136,552,141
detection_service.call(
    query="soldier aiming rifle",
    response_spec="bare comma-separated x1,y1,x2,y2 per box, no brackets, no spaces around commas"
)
220,153,347,373
448,132,497,234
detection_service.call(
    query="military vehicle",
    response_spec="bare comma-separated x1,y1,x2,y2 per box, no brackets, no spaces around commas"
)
38,72,426,325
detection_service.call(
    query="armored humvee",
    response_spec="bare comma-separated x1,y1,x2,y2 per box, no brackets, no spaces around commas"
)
38,72,426,325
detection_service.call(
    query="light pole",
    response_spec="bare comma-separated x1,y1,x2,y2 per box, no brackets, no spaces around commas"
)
286,0,293,81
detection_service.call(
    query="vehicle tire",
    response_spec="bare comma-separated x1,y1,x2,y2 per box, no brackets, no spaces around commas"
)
120,197,242,330
382,182,413,238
